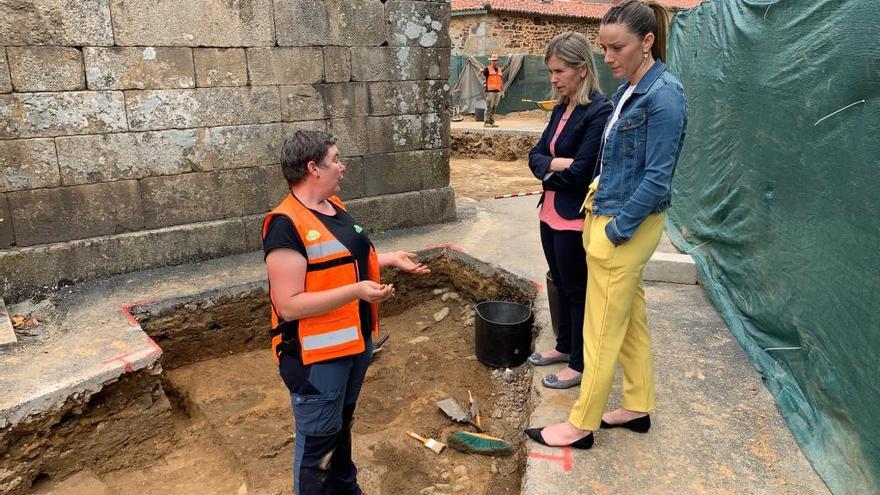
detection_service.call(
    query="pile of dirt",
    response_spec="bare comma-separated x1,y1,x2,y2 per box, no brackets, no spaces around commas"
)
451,131,538,161
450,157,542,200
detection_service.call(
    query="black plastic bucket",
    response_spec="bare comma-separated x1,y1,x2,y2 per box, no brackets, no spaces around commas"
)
546,271,559,338
474,301,534,368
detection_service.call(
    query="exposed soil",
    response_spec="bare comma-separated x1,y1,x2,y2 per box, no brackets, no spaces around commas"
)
29,251,537,495
451,132,538,161
450,157,542,201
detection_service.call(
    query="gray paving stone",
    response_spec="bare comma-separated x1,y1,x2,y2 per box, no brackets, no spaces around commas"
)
8,181,143,246
110,0,274,47
0,138,61,192
84,47,194,90
246,47,323,85
193,48,247,87
6,47,84,92
0,0,113,46
125,87,280,131
274,0,387,47
0,91,127,139
56,129,206,185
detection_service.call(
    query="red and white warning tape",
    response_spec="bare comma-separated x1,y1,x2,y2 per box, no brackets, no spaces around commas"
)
493,191,543,200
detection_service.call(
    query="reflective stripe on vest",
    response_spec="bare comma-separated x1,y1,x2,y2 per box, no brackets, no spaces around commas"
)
302,326,359,351
305,239,348,260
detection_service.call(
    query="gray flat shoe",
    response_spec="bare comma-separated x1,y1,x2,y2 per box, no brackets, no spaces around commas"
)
542,372,582,389
527,352,570,366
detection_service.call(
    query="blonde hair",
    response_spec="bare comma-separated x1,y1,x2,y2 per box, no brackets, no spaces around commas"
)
544,32,602,105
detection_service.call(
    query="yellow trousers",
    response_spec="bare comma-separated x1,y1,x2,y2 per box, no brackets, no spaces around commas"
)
568,185,665,431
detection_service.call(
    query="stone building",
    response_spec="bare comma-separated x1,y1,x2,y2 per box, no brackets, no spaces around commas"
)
0,0,453,300
450,0,704,56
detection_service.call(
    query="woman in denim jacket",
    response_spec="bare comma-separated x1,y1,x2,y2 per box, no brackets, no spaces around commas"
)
526,32,612,391
527,0,688,449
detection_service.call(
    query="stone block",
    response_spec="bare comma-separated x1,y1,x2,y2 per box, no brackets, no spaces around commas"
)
246,48,323,85
367,115,423,154
385,1,450,48
367,81,421,116
0,194,13,247
363,151,426,196
424,48,450,80
193,48,247,87
423,112,450,149
0,139,60,192
56,129,206,186
264,165,289,210
338,156,364,201
6,47,84,92
216,167,267,218
422,80,449,114
0,49,11,93
0,91,127,139
0,0,113,46
350,47,426,82
110,0,274,47
274,0,387,47
323,47,351,83
419,148,450,189
315,83,368,118
0,216,259,300
279,120,327,140
203,123,284,171
418,186,456,225
327,118,368,157
280,85,325,121
139,172,220,229
125,86,280,131
84,47,194,90
8,181,143,246
644,251,699,285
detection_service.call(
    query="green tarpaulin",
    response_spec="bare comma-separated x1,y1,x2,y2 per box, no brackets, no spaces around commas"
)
666,1,879,493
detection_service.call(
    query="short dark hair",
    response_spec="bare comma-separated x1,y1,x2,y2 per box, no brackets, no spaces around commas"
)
280,130,337,187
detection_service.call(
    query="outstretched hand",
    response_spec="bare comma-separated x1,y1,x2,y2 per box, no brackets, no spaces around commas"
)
388,251,430,275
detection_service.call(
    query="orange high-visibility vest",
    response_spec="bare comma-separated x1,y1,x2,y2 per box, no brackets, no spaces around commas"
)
486,66,503,92
263,194,380,365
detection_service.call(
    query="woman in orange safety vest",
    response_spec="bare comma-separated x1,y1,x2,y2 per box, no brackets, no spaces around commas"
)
263,129,429,494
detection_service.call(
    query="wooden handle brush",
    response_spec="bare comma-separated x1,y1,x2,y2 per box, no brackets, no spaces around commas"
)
405,431,446,454
468,390,482,430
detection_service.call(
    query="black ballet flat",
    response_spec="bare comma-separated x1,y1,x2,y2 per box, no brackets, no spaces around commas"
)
599,414,651,433
524,427,594,449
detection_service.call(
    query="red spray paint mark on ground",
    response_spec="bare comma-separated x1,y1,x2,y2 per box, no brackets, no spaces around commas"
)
528,447,574,473
119,300,152,327
101,337,163,374
528,279,545,293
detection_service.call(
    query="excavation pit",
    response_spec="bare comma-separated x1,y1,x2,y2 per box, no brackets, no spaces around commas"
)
10,248,538,495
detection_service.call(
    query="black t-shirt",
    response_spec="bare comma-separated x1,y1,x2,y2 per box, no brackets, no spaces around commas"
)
263,203,373,336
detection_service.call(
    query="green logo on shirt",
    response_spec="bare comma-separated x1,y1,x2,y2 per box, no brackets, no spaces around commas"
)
354,225,363,233
306,230,321,241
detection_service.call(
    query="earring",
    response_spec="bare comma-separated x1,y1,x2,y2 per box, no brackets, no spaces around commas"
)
643,52,648,59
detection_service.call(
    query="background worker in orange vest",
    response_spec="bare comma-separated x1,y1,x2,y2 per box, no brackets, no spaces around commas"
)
263,129,430,495
482,53,505,128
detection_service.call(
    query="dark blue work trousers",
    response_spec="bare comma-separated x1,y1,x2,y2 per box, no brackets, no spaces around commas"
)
540,222,587,372
279,334,371,495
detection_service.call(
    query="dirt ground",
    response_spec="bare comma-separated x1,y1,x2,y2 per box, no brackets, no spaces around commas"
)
33,286,531,495
450,157,541,201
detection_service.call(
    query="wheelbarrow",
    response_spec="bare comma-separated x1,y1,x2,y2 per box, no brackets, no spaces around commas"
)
521,99,556,121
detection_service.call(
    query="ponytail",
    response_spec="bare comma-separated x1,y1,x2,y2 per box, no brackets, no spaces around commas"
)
601,0,670,62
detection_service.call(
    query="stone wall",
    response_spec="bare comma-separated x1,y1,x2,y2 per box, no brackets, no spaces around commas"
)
0,0,454,301
450,12,600,56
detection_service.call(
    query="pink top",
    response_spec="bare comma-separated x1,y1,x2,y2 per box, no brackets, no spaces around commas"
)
538,112,585,231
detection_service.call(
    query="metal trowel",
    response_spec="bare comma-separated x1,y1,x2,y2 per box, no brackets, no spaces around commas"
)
437,397,483,432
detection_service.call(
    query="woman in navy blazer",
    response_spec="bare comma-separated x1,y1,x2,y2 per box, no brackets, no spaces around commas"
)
527,32,612,389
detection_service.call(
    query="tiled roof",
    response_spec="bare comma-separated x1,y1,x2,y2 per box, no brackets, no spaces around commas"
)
451,0,703,20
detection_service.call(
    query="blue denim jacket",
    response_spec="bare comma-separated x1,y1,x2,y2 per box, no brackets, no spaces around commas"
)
592,61,688,245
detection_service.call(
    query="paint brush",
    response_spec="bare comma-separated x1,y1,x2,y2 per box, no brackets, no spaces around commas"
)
405,431,446,454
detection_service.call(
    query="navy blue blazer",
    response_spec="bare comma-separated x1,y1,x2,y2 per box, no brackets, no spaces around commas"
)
528,92,612,220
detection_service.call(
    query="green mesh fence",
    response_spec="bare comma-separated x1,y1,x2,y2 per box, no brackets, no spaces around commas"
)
666,1,879,493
